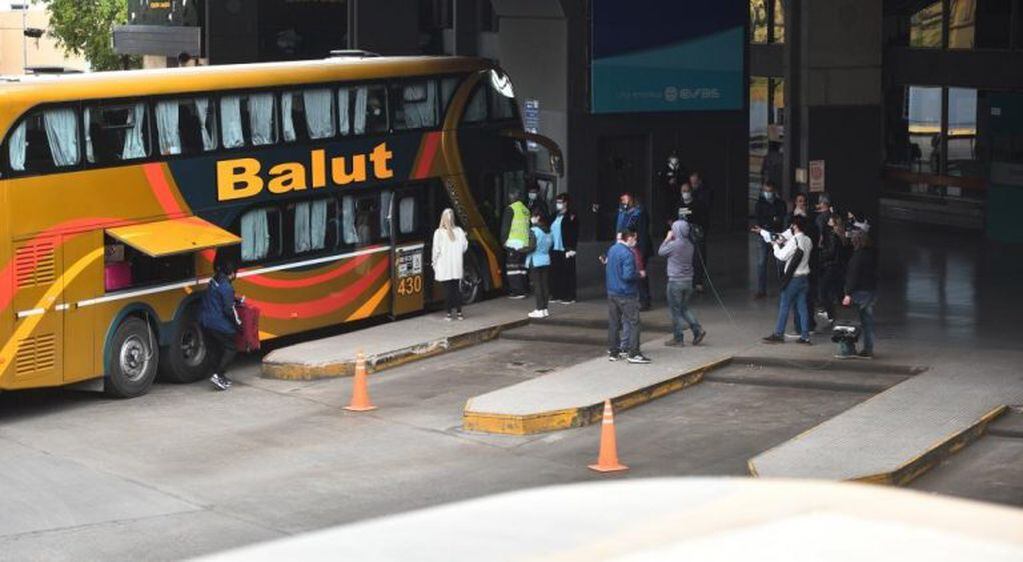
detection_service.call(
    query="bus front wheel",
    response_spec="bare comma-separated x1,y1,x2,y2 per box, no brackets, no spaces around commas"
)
105,317,158,398
159,307,213,384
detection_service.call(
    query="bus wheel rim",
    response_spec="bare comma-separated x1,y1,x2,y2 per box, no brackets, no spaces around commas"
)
181,325,207,368
119,336,150,382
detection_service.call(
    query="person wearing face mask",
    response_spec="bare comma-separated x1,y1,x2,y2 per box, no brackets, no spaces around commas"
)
500,189,531,299
615,193,652,309
751,181,787,298
660,152,687,225
526,183,549,223
763,215,814,345
549,193,579,304
525,210,554,318
818,212,851,324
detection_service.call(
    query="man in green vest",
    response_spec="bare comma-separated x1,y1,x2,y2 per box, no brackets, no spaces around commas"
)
501,189,531,298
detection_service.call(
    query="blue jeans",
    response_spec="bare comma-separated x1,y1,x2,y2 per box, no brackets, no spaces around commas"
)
774,275,809,339
852,290,877,353
666,279,701,341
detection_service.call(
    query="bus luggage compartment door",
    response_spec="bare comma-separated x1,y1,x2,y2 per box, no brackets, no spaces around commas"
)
391,243,425,317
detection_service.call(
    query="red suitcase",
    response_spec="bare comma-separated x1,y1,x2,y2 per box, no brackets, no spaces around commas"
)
104,262,133,291
234,303,261,352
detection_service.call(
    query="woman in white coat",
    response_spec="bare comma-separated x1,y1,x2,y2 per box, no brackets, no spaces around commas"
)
432,208,469,320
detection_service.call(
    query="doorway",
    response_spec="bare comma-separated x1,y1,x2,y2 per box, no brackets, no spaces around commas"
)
597,135,650,240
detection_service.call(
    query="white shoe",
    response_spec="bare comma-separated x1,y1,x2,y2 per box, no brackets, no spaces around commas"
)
527,310,544,319
560,300,575,305
541,309,549,317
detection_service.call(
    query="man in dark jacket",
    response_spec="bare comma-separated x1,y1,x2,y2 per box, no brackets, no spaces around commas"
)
550,193,579,304
753,181,787,298
842,231,878,358
201,258,242,390
615,193,653,310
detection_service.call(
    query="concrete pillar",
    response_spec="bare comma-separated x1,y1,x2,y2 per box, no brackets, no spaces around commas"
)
797,0,883,217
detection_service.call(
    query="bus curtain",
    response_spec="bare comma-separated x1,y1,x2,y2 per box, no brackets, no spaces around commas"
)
43,108,80,167
8,121,25,171
241,209,271,261
294,199,328,253
402,82,437,128
220,96,245,149
194,98,216,151
248,94,276,146
121,103,147,160
155,101,182,155
304,89,335,140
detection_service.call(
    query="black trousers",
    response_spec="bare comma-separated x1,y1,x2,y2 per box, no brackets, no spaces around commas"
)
550,250,576,302
505,249,527,296
442,279,462,314
530,266,550,310
694,238,708,286
207,329,237,376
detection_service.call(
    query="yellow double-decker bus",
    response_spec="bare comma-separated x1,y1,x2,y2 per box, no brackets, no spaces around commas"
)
0,56,561,397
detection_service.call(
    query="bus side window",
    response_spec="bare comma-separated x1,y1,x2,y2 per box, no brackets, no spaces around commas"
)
291,198,338,255
439,76,460,119
239,207,283,263
392,80,439,130
154,98,217,156
85,102,150,164
462,85,488,124
220,93,278,148
361,86,389,135
341,193,382,248
398,195,419,235
282,88,335,143
7,108,81,173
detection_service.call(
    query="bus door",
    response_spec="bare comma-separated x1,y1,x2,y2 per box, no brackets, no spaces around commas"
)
389,185,428,318
9,236,64,387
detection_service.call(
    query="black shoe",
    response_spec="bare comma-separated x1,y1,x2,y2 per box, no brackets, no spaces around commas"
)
762,334,784,344
664,338,684,347
210,374,228,391
797,338,813,345
627,353,652,364
857,350,873,359
692,329,706,346
608,350,623,361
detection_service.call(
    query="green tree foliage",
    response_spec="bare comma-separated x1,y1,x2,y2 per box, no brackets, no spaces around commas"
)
38,0,140,71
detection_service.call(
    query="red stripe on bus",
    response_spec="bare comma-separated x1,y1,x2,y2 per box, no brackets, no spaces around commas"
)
247,256,389,319
413,132,441,179
143,163,185,216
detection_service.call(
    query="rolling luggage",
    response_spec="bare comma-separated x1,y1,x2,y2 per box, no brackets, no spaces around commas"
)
104,262,133,291
234,302,261,352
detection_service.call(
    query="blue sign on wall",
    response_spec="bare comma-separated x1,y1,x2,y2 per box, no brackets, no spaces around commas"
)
591,0,746,114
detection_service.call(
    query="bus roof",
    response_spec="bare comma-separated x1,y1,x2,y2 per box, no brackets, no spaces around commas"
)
0,56,491,107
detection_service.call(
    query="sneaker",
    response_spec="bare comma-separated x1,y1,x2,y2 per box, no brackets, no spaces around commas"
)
664,338,684,347
222,375,233,387
627,353,652,364
456,313,464,321
527,310,544,319
692,329,706,346
608,350,623,361
784,333,801,340
797,338,813,345
834,353,854,360
508,294,527,300
541,309,549,317
762,334,784,344
550,299,563,305
210,374,228,391
560,300,576,305
445,313,453,321
857,350,874,359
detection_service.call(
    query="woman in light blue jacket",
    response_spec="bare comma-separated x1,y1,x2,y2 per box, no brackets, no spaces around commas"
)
526,209,553,318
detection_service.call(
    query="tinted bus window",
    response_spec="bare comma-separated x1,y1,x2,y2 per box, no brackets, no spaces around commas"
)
282,88,336,143
220,93,278,148
7,108,81,173
291,198,338,254
489,86,517,121
154,98,217,156
440,76,459,117
85,102,150,163
341,193,384,247
240,207,282,263
338,85,387,136
392,80,439,130
463,85,487,123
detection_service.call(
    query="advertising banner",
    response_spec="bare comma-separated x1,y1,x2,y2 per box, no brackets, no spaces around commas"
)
591,0,745,114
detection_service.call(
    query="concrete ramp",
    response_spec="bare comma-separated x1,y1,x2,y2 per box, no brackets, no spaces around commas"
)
749,362,1023,485
262,299,528,380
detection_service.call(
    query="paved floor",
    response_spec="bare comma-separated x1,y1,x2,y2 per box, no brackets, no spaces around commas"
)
1,221,1021,560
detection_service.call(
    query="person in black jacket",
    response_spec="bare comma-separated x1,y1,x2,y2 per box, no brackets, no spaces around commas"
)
818,213,851,324
200,257,242,391
752,181,787,298
549,193,579,304
842,231,878,358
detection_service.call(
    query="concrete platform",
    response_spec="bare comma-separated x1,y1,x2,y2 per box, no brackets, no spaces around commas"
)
463,346,733,435
262,299,529,380
749,351,1023,485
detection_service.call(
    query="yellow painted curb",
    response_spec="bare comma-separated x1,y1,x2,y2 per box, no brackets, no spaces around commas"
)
261,320,528,381
462,356,733,435
748,405,1008,485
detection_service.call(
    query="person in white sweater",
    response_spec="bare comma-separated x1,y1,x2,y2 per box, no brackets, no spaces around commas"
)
432,208,469,320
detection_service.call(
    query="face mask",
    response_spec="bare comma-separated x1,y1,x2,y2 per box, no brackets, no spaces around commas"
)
668,157,679,169
530,217,540,225
794,208,806,216
528,192,537,201
555,202,565,212
763,191,774,201
626,239,637,248
620,202,628,211
682,193,693,204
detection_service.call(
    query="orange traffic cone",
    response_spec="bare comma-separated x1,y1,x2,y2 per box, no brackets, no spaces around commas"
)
344,351,377,412
588,399,628,473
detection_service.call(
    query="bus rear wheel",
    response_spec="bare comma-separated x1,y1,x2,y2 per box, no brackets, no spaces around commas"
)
460,251,483,304
105,317,158,398
159,307,213,383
